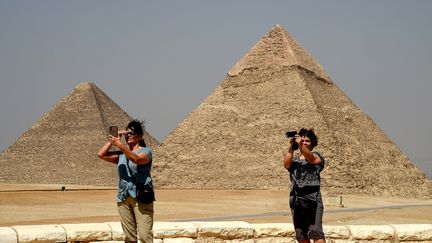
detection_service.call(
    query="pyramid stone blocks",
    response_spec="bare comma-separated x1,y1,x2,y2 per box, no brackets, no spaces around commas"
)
153,25,432,198
0,82,158,186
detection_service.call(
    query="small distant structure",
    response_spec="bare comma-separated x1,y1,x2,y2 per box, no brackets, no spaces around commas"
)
0,82,159,186
153,25,432,198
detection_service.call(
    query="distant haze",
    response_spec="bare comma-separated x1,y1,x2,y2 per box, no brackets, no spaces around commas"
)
0,1,431,179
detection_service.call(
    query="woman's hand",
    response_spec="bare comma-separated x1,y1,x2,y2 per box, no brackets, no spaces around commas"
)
118,130,127,137
108,134,122,147
284,136,298,169
294,135,302,146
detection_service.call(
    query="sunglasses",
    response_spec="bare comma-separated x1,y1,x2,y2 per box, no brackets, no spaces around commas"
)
124,131,137,137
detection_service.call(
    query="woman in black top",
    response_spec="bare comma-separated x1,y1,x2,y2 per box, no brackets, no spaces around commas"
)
283,128,326,243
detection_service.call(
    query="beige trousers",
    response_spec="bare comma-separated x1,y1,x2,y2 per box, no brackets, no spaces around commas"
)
117,196,154,243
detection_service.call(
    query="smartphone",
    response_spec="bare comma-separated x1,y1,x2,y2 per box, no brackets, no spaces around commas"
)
285,131,297,138
109,126,118,137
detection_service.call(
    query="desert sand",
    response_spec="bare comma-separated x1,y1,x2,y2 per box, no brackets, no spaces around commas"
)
0,184,431,227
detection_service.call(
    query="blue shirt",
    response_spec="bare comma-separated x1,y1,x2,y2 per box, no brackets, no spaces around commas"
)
116,147,153,202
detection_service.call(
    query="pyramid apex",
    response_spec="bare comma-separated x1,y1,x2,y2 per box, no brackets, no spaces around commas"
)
228,25,330,81
75,82,94,91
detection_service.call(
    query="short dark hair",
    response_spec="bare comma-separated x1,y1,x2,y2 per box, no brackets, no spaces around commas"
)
126,119,147,147
298,128,318,148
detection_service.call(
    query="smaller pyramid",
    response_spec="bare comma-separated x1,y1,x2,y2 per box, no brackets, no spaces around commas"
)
0,82,159,186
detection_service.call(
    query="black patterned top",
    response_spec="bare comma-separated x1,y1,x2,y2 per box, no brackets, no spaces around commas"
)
288,151,324,189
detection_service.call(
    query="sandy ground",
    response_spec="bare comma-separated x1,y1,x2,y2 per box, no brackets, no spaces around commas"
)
0,184,431,226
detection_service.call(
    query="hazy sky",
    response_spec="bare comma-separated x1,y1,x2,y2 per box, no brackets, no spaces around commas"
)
1,1,431,178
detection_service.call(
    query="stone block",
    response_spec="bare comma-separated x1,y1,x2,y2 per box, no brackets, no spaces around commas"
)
89,241,124,243
196,240,253,243
153,222,198,239
254,237,296,243
12,224,66,243
251,223,295,238
323,196,344,207
193,221,254,240
223,240,254,243
391,224,432,241
163,237,196,243
105,222,125,240
324,240,350,243
342,241,391,243
0,227,17,243
323,225,350,239
61,223,111,241
194,238,223,243
195,239,254,243
347,225,395,240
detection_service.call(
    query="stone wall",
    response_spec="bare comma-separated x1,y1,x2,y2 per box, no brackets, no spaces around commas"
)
1,221,431,243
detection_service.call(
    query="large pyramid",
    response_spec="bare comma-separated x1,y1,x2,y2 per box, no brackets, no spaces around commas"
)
0,82,159,186
153,25,432,198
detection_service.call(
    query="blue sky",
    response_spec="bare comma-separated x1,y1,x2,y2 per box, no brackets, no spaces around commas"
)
1,1,431,177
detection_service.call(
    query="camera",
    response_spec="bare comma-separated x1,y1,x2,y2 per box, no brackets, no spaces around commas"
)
285,131,297,138
291,139,299,150
109,126,118,138
286,131,299,150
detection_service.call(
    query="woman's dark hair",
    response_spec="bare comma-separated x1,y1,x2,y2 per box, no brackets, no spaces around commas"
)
298,128,318,148
126,119,147,147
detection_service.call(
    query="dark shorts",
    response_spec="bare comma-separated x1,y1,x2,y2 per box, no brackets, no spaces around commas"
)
290,191,325,241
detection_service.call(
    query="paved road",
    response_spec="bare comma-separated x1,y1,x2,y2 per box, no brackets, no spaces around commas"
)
172,204,432,222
